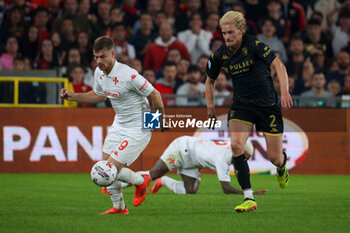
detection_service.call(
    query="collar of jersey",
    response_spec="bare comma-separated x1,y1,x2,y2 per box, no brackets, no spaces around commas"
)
102,59,119,78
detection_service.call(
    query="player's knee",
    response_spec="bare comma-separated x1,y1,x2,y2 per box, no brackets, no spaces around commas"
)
268,152,283,166
231,141,245,155
185,188,197,194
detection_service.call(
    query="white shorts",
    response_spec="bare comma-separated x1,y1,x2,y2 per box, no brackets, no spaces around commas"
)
160,137,200,180
103,126,151,166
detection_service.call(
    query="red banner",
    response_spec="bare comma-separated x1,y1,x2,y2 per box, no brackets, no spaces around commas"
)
1,108,349,174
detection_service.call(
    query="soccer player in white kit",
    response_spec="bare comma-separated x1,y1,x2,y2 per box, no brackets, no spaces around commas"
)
141,136,266,203
60,36,166,215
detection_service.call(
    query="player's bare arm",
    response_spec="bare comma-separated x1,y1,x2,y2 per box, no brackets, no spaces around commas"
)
148,89,168,131
220,181,267,195
271,58,293,109
205,76,216,119
60,89,106,103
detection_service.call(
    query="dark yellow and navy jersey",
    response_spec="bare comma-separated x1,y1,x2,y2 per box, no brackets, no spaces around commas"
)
206,34,279,107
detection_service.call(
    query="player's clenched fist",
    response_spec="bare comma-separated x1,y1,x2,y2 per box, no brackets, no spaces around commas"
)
60,88,75,101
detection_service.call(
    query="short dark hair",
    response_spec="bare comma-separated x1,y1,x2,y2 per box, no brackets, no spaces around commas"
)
93,36,114,52
188,64,201,73
112,22,125,30
163,60,177,68
307,18,321,26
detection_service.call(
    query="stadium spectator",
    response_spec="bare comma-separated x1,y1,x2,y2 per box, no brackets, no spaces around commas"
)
142,68,156,85
59,17,76,52
13,56,24,70
339,74,350,96
67,62,94,108
154,61,179,106
303,18,333,58
214,72,230,106
143,21,190,72
112,22,136,59
294,57,314,95
210,37,224,53
117,52,132,66
110,6,124,25
311,49,326,72
176,65,205,106
175,0,201,33
0,6,26,40
265,0,289,44
32,6,50,44
204,12,221,40
202,0,221,19
47,0,62,24
231,2,258,36
93,0,112,37
130,58,143,74
0,36,19,70
163,0,177,29
306,0,340,31
243,0,266,23
286,36,306,80
153,11,168,35
177,57,191,83
257,17,288,63
177,12,212,64
327,79,342,97
327,5,350,56
146,0,162,19
327,50,350,87
299,72,336,107
196,55,209,82
20,25,39,61
77,31,93,66
122,0,140,31
52,0,92,38
279,0,306,36
34,38,59,70
128,12,156,60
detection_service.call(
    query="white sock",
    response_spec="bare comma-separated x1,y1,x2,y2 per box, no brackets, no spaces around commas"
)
136,170,151,178
116,168,144,185
243,188,254,200
161,176,186,194
107,181,126,210
120,182,131,188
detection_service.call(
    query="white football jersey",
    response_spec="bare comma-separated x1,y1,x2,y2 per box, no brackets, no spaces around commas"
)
94,60,154,131
184,136,232,182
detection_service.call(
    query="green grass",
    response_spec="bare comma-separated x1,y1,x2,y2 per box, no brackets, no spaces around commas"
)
0,174,349,233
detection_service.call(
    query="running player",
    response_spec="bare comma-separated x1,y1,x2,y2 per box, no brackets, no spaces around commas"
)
205,11,293,212
60,36,165,215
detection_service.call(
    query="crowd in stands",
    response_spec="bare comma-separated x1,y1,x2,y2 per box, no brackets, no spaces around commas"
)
1,0,350,107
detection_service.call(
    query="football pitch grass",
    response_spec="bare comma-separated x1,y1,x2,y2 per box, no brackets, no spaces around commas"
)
0,174,349,233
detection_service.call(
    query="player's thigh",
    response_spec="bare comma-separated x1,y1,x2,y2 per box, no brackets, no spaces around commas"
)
255,106,283,136
179,172,200,194
228,120,252,156
160,138,184,171
110,132,152,166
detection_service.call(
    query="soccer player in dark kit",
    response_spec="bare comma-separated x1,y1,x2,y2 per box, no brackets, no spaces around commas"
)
205,11,293,213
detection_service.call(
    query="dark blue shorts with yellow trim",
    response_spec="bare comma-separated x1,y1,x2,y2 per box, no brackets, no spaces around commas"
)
227,105,284,135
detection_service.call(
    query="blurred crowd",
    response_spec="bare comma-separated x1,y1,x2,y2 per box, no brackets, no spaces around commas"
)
0,0,350,107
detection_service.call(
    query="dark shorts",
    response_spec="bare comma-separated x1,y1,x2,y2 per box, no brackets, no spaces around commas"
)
227,105,284,135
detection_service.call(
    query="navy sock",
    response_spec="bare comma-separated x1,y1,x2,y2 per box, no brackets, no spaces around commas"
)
232,154,251,190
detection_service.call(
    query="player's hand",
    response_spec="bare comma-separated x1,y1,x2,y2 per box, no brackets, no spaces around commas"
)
253,189,267,195
207,107,217,130
281,92,293,110
60,88,75,101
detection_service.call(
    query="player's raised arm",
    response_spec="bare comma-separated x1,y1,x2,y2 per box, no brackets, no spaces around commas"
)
271,58,293,109
206,77,217,119
60,88,106,103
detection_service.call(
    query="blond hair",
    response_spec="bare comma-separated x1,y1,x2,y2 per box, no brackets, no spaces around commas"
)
219,11,246,33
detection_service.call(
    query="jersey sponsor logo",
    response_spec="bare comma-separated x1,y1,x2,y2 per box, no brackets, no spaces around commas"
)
131,74,137,81
103,90,121,98
139,80,149,91
113,77,119,85
221,54,229,60
143,110,161,129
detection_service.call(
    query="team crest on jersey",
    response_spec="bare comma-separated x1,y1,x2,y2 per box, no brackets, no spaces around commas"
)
242,47,248,56
221,54,229,60
255,40,261,45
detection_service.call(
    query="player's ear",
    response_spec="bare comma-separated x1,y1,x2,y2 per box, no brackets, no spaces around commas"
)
111,49,116,58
